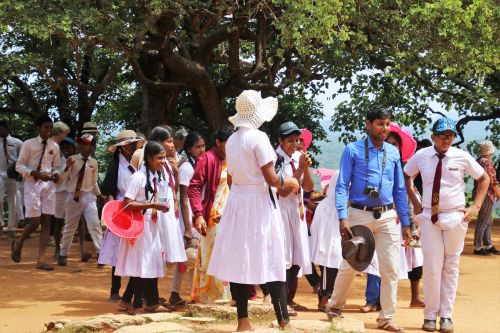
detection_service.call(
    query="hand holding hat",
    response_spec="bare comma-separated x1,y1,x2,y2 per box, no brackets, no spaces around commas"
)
341,225,376,271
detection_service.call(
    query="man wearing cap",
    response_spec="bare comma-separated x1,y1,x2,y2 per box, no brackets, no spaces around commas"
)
0,120,23,238
404,117,490,332
81,121,98,136
330,107,411,332
473,140,500,256
57,133,106,266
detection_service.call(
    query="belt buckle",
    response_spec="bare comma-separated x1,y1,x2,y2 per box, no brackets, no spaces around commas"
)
373,206,382,220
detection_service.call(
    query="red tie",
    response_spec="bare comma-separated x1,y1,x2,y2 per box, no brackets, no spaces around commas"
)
34,140,47,180
73,157,88,202
431,153,446,223
166,165,180,218
290,160,304,220
152,176,158,223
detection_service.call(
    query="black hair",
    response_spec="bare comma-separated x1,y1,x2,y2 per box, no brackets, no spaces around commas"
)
387,132,403,148
0,120,9,129
417,139,432,151
149,126,172,143
36,114,53,127
279,130,301,140
366,107,392,122
143,141,165,201
214,125,234,142
183,131,204,166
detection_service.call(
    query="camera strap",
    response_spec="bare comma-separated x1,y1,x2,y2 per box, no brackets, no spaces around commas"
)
364,138,387,194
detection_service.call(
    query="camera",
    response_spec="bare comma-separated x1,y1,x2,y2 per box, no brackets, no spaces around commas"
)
364,186,380,199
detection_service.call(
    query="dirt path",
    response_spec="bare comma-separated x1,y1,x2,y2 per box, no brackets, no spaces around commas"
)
0,222,499,333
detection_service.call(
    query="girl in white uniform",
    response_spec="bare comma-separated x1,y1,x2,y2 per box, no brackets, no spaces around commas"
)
309,171,342,311
169,131,205,306
207,90,299,332
274,121,314,309
115,141,170,314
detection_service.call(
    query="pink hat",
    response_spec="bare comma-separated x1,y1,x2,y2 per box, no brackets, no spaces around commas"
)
300,128,313,152
102,200,144,240
389,123,416,162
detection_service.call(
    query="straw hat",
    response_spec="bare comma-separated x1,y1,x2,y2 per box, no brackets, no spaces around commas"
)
478,140,496,156
81,121,98,134
228,90,278,129
342,225,376,271
108,130,142,152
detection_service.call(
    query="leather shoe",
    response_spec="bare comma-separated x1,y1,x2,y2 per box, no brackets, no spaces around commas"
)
473,248,492,256
487,246,500,255
439,318,453,332
360,303,380,313
58,255,67,266
422,319,436,332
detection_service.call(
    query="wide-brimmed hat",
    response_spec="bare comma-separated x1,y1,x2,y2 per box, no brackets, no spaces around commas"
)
342,225,375,271
228,90,278,129
478,140,496,156
300,128,313,151
81,121,98,134
108,130,142,152
389,123,416,162
432,117,458,135
102,200,144,239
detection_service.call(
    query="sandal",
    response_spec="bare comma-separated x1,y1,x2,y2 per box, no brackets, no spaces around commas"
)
325,307,343,320
317,303,327,313
377,321,405,332
127,307,144,316
145,304,171,313
11,240,21,263
35,263,55,271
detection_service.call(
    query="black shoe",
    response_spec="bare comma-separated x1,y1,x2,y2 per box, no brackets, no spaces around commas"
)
439,318,453,332
486,246,500,255
58,255,67,266
422,319,436,332
473,248,492,256
109,293,121,302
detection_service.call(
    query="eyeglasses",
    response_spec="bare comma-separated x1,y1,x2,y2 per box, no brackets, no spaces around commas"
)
435,133,455,141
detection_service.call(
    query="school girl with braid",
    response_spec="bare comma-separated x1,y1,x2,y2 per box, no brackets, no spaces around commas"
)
115,141,170,315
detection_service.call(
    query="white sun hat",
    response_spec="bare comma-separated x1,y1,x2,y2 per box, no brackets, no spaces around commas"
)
228,90,278,129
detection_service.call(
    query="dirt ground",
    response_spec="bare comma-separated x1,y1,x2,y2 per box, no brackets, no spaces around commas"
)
0,222,499,333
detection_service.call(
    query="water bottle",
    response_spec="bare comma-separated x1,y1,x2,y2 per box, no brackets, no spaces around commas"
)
158,181,168,205
223,281,231,300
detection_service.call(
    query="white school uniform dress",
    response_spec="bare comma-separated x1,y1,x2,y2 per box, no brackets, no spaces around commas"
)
16,136,60,218
115,167,165,278
404,146,484,321
309,172,342,269
158,163,187,263
0,135,23,230
275,147,312,275
208,127,286,284
98,154,135,266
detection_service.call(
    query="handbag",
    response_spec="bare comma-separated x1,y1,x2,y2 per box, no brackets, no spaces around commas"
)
6,162,22,181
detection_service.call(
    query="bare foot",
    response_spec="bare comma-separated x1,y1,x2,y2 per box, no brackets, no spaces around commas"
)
262,294,271,305
236,318,255,332
280,321,303,332
410,299,425,308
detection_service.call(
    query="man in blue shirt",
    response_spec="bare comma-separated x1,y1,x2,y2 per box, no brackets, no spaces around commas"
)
327,107,411,333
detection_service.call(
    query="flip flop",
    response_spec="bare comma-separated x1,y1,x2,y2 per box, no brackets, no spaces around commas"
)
145,305,171,313
36,263,55,271
377,321,405,332
11,240,21,263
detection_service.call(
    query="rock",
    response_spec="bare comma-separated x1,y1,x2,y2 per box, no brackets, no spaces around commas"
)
186,303,274,320
179,316,216,323
114,322,194,333
140,313,181,322
331,317,365,332
271,319,332,332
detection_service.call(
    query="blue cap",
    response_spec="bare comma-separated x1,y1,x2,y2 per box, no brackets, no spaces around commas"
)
432,117,458,134
60,137,75,146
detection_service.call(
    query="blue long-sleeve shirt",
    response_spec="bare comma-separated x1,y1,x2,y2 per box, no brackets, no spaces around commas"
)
335,137,410,226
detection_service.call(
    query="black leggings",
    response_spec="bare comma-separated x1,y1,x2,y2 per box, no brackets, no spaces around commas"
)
319,266,338,297
230,281,289,324
122,277,143,308
111,266,121,295
143,278,160,306
408,266,422,282
286,265,301,290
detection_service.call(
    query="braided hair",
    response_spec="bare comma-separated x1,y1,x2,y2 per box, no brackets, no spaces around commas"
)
143,141,165,201
183,131,204,167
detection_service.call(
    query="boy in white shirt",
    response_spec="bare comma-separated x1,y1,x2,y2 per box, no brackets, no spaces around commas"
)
12,114,60,271
58,134,106,266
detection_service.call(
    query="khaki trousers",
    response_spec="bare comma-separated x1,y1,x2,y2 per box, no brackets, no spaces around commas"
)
330,207,400,322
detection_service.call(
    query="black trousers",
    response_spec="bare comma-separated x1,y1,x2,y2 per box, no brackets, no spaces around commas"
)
111,266,121,295
230,281,289,324
142,278,160,306
305,263,321,287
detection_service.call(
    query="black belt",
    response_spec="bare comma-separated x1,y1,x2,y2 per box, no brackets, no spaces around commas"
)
351,203,394,213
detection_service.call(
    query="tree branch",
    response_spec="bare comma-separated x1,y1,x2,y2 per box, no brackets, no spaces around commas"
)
10,76,43,114
454,108,500,146
131,58,188,90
